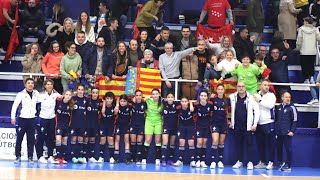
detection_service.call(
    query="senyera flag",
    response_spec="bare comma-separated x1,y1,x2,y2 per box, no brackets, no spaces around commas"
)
96,76,126,99
126,67,161,97
4,5,19,61
195,24,233,43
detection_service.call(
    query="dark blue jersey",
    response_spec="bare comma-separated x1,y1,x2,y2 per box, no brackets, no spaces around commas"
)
162,101,179,129
101,105,116,127
55,99,70,129
70,96,87,128
86,98,102,128
210,97,228,125
131,101,147,128
117,103,132,125
176,105,194,127
194,101,213,127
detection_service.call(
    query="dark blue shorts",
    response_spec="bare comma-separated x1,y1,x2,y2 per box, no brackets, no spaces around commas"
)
130,126,144,135
196,127,211,138
162,128,177,135
86,128,98,137
56,127,68,137
99,124,115,137
69,128,86,137
212,122,228,134
115,124,130,135
177,126,195,140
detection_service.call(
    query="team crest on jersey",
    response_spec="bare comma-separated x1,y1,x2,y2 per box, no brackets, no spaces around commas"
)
87,107,92,111
284,109,287,113
74,105,78,109
57,109,61,114
141,105,144,109
177,131,181,136
188,112,191,115
198,112,201,116
172,104,175,108
57,129,60,133
164,110,168,114
207,107,210,112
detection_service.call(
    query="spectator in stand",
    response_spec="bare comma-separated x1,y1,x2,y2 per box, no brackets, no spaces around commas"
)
172,25,197,51
128,39,143,67
60,41,82,91
112,41,131,78
54,17,75,54
19,0,45,44
22,43,43,90
204,55,221,80
150,26,175,60
136,49,159,69
51,2,65,25
296,17,320,84
193,40,211,86
159,42,200,97
246,0,264,45
310,0,320,26
206,35,237,61
278,0,302,49
265,47,291,102
83,37,113,81
294,0,310,26
95,0,111,34
135,0,166,40
0,0,18,51
198,0,234,28
74,11,95,43
213,50,241,82
137,30,151,52
75,31,94,60
234,27,256,62
257,46,267,62
98,17,119,50
308,73,320,105
270,31,291,56
41,41,64,94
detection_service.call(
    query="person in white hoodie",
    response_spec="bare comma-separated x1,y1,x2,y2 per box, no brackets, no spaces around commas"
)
296,17,320,84
252,80,277,170
229,82,260,170
11,78,39,164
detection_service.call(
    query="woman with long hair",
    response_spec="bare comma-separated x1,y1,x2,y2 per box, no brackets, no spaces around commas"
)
75,11,95,43
206,36,237,61
112,41,131,79
54,17,75,53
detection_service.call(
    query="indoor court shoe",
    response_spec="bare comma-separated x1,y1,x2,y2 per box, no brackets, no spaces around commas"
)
38,156,48,164
200,161,207,168
210,162,216,169
28,158,34,164
278,162,285,170
232,161,243,169
82,158,87,164
141,159,147,165
161,160,167,167
190,161,196,167
155,159,161,165
89,157,98,163
97,157,104,163
136,160,141,165
281,164,291,171
14,157,21,164
173,160,183,167
72,157,79,163
47,156,56,163
307,99,319,105
254,161,266,169
247,161,253,170
78,157,84,163
266,161,273,170
195,160,201,168
109,157,116,164
217,161,224,168
61,158,68,164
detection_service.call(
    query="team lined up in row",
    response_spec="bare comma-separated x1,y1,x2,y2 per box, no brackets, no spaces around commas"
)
11,77,297,171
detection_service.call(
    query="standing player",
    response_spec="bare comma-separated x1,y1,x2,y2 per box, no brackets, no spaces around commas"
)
54,90,73,163
142,88,163,165
37,79,61,164
70,84,87,163
114,94,132,164
11,78,39,164
209,84,229,169
253,80,276,170
98,92,116,163
173,97,195,167
85,87,103,163
275,92,297,171
194,90,213,168
130,90,147,164
161,93,178,166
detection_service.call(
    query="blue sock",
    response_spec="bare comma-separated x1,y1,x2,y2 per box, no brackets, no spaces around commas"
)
61,144,67,159
196,146,202,161
125,149,131,161
114,150,120,161
169,145,175,161
201,147,206,161
136,142,143,161
88,141,95,158
78,141,83,158
70,141,77,158
130,142,137,160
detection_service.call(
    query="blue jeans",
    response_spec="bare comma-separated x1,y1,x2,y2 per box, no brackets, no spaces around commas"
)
161,80,179,98
310,86,319,100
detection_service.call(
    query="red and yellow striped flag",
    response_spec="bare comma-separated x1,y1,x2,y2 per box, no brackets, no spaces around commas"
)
210,79,237,97
96,76,126,99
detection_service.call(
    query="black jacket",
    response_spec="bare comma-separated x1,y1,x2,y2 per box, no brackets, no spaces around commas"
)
20,7,45,30
234,35,255,61
76,41,94,59
54,30,75,54
98,26,119,49
82,46,114,78
265,52,289,83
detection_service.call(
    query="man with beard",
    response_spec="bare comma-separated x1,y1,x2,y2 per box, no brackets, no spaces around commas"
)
83,37,113,82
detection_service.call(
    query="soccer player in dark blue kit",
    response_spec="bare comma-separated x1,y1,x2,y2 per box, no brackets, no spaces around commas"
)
172,97,195,167
275,92,297,171
54,90,73,164
194,90,213,168
70,84,87,164
130,90,147,164
98,92,117,163
209,84,229,169
114,94,133,164
161,92,179,166
85,87,103,163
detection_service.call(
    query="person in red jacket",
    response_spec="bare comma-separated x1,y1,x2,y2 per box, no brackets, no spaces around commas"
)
136,49,159,69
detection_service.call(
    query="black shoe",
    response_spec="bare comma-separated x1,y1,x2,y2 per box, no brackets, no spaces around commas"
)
14,157,21,164
281,163,291,171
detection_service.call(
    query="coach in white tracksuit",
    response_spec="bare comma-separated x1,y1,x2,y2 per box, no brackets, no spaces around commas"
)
229,82,260,170
252,80,276,170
